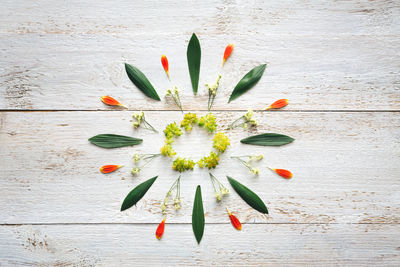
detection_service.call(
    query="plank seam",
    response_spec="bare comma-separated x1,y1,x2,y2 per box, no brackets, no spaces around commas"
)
1,222,399,226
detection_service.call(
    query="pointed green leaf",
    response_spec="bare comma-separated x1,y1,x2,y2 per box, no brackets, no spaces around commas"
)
192,185,205,244
187,33,201,94
89,134,143,149
120,176,158,211
228,64,267,102
125,63,161,101
240,133,294,146
227,176,268,214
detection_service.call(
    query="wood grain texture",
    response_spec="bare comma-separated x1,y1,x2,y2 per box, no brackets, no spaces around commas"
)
0,1,399,110
1,0,399,265
1,224,399,266
1,111,399,224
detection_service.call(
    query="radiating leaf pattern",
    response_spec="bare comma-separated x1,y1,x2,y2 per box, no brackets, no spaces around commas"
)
89,134,143,149
187,33,201,94
228,64,267,102
125,63,161,101
120,176,158,211
227,176,268,214
192,185,205,244
240,133,294,146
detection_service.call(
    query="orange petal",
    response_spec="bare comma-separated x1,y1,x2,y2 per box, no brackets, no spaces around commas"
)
269,167,293,179
226,208,242,230
161,55,170,79
266,99,288,110
100,165,123,174
155,217,166,240
101,96,126,108
222,43,234,66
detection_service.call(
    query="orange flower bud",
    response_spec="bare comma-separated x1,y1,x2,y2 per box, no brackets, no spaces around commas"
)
222,44,234,66
268,167,293,179
101,96,126,108
161,54,170,79
100,165,123,174
155,217,166,240
226,207,242,230
266,99,288,110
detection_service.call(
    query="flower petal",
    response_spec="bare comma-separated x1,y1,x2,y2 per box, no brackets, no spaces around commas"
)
266,99,288,110
269,167,293,179
226,208,242,230
155,217,166,240
101,96,126,108
223,43,234,66
161,55,170,79
99,165,123,174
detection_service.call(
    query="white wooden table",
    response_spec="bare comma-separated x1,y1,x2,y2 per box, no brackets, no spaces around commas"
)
1,0,399,266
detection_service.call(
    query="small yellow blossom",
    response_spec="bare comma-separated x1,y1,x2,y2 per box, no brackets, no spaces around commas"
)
213,132,230,153
251,167,260,175
133,154,141,162
131,167,141,175
181,113,198,131
172,157,195,172
160,142,176,158
164,122,182,139
197,152,220,169
249,155,263,161
198,113,217,133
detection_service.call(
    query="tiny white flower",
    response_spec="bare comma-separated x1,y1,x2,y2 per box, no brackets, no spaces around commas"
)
131,167,141,175
133,154,141,162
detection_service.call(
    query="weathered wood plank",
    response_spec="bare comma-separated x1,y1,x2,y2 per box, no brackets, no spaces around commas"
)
1,0,400,111
1,0,399,35
1,224,399,266
0,34,399,110
1,111,399,224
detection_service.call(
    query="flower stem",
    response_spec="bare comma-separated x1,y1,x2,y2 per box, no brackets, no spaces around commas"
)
227,116,245,129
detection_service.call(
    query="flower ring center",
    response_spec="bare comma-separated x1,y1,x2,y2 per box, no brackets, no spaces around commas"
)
160,113,230,172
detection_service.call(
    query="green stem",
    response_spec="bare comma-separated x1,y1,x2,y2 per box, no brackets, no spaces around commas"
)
231,157,252,171
142,119,158,133
173,94,183,112
227,116,245,129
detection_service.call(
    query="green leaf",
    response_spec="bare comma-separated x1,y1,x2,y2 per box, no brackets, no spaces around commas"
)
228,64,267,103
125,63,161,101
227,176,268,214
88,134,143,149
192,185,205,244
240,133,294,146
187,33,201,94
120,176,158,211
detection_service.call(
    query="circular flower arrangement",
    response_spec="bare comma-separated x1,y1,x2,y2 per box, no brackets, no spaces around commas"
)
160,113,230,172
90,33,294,244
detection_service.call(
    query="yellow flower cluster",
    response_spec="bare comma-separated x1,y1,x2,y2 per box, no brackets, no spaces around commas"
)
180,113,198,132
213,132,230,152
172,157,195,172
160,113,230,172
163,122,182,139
198,113,217,133
161,123,182,158
160,140,176,158
197,152,220,169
